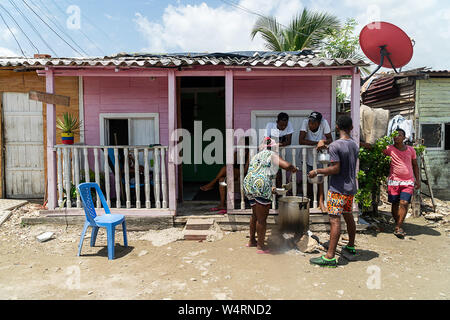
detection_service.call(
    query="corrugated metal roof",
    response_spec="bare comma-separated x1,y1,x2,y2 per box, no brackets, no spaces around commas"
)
0,51,369,69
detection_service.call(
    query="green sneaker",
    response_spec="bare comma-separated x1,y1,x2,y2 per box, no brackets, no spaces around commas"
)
309,255,337,268
342,245,356,255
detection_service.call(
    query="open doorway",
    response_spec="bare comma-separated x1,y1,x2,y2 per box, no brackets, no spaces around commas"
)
179,77,225,203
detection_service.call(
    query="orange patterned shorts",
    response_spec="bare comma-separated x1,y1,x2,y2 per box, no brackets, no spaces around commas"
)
327,190,354,216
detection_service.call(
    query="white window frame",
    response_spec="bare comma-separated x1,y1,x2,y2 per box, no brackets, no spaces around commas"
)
419,122,445,151
99,113,160,146
250,109,313,143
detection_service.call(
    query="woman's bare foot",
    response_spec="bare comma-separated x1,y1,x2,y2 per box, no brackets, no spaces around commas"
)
246,241,257,247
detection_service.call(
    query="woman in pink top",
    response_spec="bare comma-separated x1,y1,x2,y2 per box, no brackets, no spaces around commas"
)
383,129,420,238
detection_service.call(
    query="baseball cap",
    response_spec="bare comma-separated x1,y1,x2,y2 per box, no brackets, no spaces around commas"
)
309,111,322,122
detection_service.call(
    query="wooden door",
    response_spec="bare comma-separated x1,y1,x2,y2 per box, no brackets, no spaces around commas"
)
2,92,44,198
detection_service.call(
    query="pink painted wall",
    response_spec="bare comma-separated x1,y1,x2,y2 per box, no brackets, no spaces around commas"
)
83,75,331,144
83,76,169,146
233,76,332,130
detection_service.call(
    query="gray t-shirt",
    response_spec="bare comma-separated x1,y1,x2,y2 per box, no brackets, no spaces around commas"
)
328,138,359,195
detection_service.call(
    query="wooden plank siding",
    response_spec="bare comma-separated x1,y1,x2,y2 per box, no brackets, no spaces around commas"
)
0,69,79,199
416,77,450,200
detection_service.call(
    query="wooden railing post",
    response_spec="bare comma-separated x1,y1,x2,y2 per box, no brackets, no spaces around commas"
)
94,148,101,208
302,148,307,198
114,148,121,208
160,147,168,209
154,148,161,209
73,148,81,208
57,148,63,208
291,148,297,196
63,148,72,208
103,148,111,207
144,148,150,209
239,147,245,209
312,148,318,208
134,148,141,209
123,147,131,208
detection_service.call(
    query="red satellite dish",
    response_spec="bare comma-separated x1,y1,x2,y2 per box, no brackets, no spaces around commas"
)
359,21,414,83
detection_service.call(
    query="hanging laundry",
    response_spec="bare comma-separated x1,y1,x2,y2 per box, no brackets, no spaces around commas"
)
387,115,415,142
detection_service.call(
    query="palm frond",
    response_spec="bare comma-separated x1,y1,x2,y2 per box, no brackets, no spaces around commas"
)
251,16,284,51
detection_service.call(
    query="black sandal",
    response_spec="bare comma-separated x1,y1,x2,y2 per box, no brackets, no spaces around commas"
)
394,228,406,239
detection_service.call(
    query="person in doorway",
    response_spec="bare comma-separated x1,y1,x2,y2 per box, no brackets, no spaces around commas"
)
299,111,333,212
308,115,358,268
265,112,294,188
243,137,298,254
264,112,294,147
383,128,420,239
200,137,250,214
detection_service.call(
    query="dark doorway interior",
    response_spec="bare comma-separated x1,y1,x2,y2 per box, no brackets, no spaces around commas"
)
180,77,225,202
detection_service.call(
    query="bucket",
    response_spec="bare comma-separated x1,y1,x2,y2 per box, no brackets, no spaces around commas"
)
61,132,74,145
277,196,310,235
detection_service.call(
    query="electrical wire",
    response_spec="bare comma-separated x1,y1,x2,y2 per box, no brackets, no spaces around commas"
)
0,9,25,55
219,0,325,39
59,0,116,44
20,0,85,56
50,0,106,56
28,0,90,56
0,3,39,54
8,0,58,56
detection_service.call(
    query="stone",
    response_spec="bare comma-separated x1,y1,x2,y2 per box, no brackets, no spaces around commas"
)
297,235,319,253
425,213,444,221
138,250,148,257
36,231,54,242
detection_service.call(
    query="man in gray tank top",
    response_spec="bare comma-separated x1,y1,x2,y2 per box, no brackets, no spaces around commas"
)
307,115,359,268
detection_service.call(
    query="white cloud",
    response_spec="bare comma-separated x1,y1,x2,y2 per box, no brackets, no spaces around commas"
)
133,0,304,53
0,47,18,57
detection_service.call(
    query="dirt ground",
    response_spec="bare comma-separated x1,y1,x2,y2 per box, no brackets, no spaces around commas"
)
0,202,449,300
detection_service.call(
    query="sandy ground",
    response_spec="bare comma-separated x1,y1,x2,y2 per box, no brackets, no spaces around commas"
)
0,202,449,300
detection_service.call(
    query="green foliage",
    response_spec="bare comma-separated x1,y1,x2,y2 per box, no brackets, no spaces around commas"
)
355,132,397,210
336,86,346,103
56,112,81,134
414,144,426,156
319,18,371,76
320,18,359,59
250,8,340,51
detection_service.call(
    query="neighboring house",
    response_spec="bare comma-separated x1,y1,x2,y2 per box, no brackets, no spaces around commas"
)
0,62,79,199
362,68,450,200
0,51,366,215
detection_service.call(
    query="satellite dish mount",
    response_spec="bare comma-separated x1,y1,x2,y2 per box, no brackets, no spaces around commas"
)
359,22,414,85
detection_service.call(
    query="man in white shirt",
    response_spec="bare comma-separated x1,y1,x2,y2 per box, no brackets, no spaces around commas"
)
299,111,333,212
265,112,294,147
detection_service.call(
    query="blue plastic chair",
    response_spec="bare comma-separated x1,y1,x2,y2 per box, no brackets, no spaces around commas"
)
77,182,128,260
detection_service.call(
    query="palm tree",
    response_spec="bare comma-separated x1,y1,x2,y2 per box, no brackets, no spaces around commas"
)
250,8,341,51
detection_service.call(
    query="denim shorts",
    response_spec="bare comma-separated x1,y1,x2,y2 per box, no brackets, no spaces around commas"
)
388,184,414,204
248,197,272,206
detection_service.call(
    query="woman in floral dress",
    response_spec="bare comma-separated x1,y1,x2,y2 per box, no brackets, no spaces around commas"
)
243,137,298,253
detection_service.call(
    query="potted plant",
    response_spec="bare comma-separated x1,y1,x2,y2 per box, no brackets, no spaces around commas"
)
56,112,81,145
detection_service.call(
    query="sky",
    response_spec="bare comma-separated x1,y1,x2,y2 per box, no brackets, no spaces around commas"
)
0,0,449,71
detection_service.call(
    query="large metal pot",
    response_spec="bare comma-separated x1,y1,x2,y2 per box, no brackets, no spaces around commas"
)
277,196,310,235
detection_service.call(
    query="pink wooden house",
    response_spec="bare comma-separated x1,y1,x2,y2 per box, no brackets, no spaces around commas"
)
9,51,366,216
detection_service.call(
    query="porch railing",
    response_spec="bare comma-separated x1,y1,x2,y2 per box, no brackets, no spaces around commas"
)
55,145,169,210
235,145,329,210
